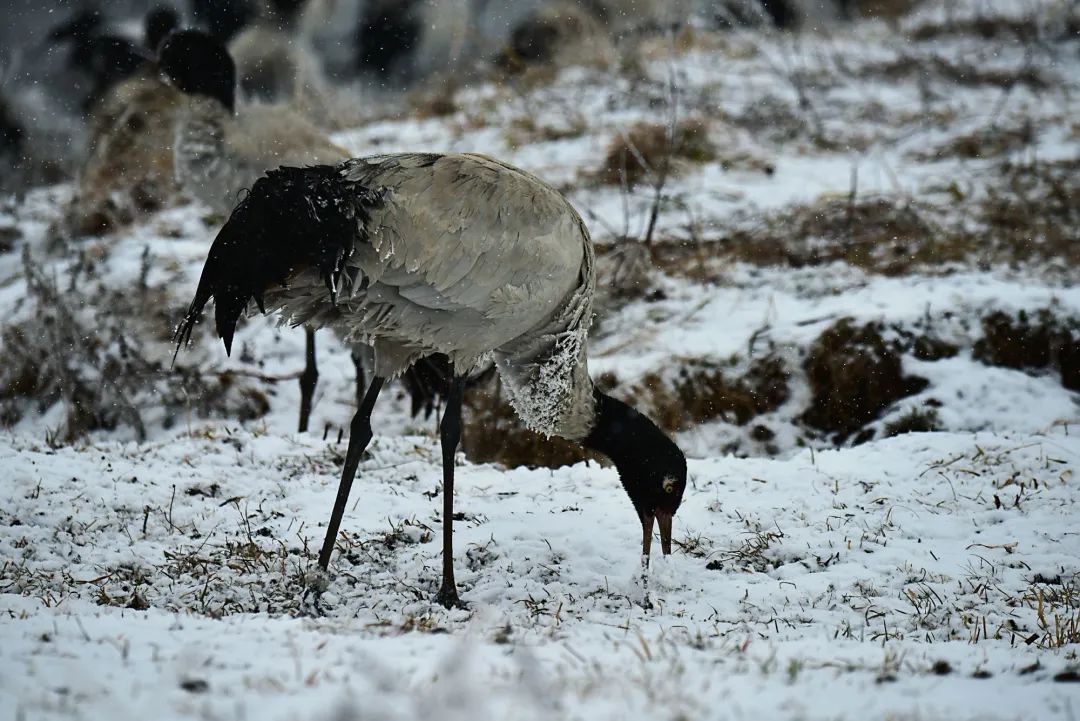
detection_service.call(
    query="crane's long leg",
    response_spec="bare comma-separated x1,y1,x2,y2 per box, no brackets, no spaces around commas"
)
351,348,366,408
317,376,385,570
298,328,318,433
435,376,467,609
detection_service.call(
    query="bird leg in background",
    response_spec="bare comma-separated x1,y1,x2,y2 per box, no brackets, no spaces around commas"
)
435,376,467,609
317,376,385,570
298,328,318,433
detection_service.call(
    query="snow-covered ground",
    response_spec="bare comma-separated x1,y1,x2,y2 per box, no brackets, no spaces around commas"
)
2,1,1079,718
2,430,1079,719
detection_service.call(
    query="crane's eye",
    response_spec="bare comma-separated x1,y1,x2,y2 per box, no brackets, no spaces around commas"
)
663,477,676,493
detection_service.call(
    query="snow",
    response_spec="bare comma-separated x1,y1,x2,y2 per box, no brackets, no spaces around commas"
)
3,4,1080,720
2,431,1078,720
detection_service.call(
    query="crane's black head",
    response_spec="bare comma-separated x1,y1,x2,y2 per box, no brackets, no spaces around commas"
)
159,29,236,112
145,6,181,53
583,390,687,558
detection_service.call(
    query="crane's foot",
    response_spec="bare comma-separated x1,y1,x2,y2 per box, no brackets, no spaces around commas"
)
435,582,466,610
300,567,331,616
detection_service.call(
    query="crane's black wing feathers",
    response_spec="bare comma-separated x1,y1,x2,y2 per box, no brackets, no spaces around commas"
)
174,163,385,358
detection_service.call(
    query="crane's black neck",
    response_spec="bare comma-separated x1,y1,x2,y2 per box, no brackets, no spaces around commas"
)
581,389,684,513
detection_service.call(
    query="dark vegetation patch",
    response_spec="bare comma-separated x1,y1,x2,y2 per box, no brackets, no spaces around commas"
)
801,319,928,442
651,157,1079,281
974,158,1080,272
974,309,1080,391
409,84,459,119
0,224,18,254
613,354,791,434
462,377,590,469
911,123,1035,161
722,95,809,147
884,406,941,437
653,197,961,278
595,119,716,187
859,54,1051,91
907,13,1076,43
0,248,271,444
669,355,790,430
847,0,920,21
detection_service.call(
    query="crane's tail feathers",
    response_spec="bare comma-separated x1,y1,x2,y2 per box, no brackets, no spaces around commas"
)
172,163,385,360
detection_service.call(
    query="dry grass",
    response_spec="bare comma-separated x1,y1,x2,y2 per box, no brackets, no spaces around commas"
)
860,54,1050,91
1019,577,1080,649
622,355,790,434
976,158,1080,271
409,83,459,119
911,123,1035,161
595,119,716,187
653,196,966,279
884,407,941,437
802,319,928,442
974,309,1080,391
0,249,273,442
673,355,790,428
907,13,1065,43
653,157,1080,281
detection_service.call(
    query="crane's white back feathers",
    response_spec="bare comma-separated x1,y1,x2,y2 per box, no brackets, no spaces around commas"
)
264,153,598,438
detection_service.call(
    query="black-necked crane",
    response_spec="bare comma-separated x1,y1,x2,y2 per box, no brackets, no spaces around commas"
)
174,149,687,608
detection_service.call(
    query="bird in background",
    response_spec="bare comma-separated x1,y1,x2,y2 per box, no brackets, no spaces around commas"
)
160,29,469,433
58,5,184,236
174,148,687,609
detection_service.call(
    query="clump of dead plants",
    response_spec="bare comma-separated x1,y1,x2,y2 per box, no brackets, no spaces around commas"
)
974,309,1080,391
975,158,1080,272
655,155,1080,282
1018,574,1080,649
802,319,928,442
0,248,271,443
884,406,941,437
596,119,715,187
653,196,959,279
912,123,1035,162
627,354,790,433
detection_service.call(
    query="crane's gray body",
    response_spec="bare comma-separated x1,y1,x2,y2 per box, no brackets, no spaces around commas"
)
266,153,598,440
174,95,348,214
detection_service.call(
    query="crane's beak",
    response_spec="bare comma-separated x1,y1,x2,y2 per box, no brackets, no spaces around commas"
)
641,511,674,558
